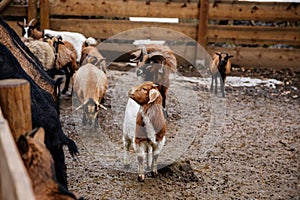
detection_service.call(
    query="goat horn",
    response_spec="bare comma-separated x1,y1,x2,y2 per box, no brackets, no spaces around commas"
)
141,45,147,56
75,104,84,111
24,18,26,25
99,104,107,110
28,18,36,26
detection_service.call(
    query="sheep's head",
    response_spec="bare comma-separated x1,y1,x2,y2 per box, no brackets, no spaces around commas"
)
128,81,161,105
215,52,233,71
17,18,37,38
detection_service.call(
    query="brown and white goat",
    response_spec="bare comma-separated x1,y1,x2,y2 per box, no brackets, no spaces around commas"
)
17,127,82,200
209,52,233,98
130,44,177,117
73,63,107,128
128,81,167,182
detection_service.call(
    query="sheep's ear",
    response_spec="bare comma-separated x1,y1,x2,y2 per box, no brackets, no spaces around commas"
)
17,135,29,155
33,127,45,143
148,89,160,104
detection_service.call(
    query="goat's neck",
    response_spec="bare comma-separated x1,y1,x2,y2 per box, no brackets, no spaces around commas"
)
32,29,43,39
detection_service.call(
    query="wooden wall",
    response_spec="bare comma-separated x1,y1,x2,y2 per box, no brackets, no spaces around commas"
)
1,0,300,71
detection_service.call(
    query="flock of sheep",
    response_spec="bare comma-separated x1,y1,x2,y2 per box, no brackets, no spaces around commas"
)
14,18,234,199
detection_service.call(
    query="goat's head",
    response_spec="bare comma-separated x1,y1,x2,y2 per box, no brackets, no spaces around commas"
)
76,98,107,119
128,81,161,105
131,46,167,80
215,52,233,71
17,18,37,38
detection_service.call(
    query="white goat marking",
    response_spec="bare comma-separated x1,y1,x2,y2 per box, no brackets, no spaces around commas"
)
24,27,29,38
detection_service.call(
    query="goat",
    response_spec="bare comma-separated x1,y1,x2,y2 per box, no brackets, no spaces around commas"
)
17,127,83,200
0,18,79,188
17,18,97,62
130,44,177,117
73,63,108,128
209,52,233,98
80,45,106,73
127,81,167,182
47,35,78,95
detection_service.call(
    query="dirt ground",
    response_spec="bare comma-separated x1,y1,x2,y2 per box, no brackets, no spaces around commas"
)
60,65,299,200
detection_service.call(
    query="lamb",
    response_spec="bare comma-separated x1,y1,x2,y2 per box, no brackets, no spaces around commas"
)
73,63,108,128
130,44,177,116
209,52,233,98
0,18,79,188
17,127,83,200
80,44,106,73
126,81,167,182
17,18,97,62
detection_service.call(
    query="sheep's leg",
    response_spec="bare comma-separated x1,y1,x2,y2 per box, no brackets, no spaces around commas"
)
136,143,146,182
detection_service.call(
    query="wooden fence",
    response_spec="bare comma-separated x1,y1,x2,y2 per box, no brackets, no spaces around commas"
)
1,0,300,71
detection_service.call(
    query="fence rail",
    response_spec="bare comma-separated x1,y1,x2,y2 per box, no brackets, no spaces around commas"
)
1,0,300,71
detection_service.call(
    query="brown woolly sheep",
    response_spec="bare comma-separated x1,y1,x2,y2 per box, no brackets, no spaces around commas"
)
74,63,108,128
17,127,83,200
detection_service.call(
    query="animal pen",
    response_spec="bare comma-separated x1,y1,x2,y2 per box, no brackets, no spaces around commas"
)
1,0,300,71
0,0,299,199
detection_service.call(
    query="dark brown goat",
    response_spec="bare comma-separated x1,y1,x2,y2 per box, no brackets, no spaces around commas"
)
130,44,177,116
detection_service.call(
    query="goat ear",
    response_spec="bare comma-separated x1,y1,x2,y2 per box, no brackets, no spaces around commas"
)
17,135,29,155
33,127,45,143
228,55,234,59
215,52,221,56
17,21,23,28
148,89,160,104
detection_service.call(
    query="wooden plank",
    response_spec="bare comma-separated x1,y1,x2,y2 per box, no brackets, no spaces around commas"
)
0,5,27,17
207,46,300,72
207,25,300,45
50,18,197,40
40,0,50,29
209,1,300,21
0,79,32,141
49,0,199,19
0,0,13,13
27,0,37,22
198,0,209,48
0,109,36,200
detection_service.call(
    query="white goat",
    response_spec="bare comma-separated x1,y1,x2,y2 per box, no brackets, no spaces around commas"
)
125,81,167,182
73,63,107,128
17,18,97,62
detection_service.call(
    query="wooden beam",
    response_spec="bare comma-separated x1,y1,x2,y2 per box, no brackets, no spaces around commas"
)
209,1,300,21
40,0,49,30
0,79,32,141
198,0,209,49
48,0,199,19
0,5,27,17
27,0,37,22
0,0,12,13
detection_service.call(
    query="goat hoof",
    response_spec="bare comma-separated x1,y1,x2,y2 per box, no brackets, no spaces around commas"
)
151,170,158,178
138,174,145,182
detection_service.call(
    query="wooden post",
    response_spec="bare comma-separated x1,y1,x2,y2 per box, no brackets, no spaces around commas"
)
198,0,209,49
40,0,50,30
27,0,37,22
0,79,32,141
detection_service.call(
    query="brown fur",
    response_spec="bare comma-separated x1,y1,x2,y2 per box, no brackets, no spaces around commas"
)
80,46,106,73
17,128,81,200
129,81,166,144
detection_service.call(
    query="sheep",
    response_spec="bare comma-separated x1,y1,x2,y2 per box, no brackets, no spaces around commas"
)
209,52,233,98
80,45,107,73
21,37,56,72
17,18,97,62
127,81,167,182
0,19,79,189
17,127,83,200
73,63,108,128
130,44,177,117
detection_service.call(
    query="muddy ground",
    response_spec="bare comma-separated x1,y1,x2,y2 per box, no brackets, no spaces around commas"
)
60,65,299,200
